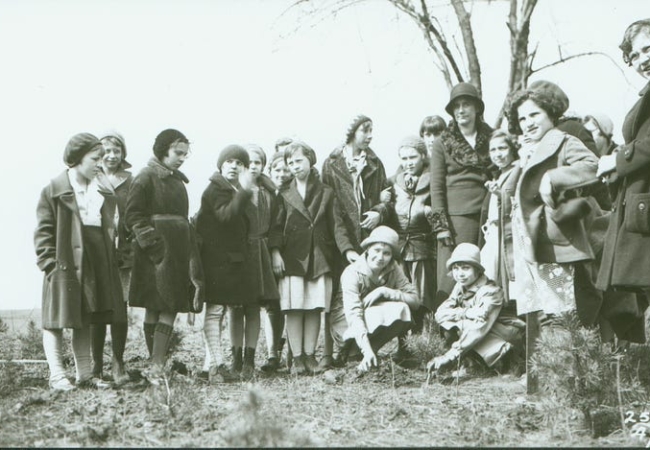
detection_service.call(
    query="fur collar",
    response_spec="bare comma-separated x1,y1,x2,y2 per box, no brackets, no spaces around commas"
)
440,120,494,176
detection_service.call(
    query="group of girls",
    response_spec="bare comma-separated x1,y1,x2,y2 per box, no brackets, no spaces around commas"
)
34,18,650,388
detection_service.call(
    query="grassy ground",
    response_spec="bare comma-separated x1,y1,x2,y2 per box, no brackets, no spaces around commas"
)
0,309,643,448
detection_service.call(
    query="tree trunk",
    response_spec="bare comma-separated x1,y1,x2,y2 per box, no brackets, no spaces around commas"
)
450,0,482,94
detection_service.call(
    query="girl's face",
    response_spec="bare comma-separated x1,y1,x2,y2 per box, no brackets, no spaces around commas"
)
366,243,393,272
489,136,515,169
161,141,190,170
270,159,290,187
629,29,650,80
422,131,436,154
101,139,123,171
221,159,245,182
452,98,477,130
76,148,104,181
248,153,264,180
353,122,373,150
517,99,554,143
399,147,425,176
287,150,311,181
451,263,480,288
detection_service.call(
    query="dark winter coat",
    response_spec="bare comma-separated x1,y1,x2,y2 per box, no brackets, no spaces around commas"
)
245,174,280,302
387,169,436,261
34,171,123,329
429,120,495,233
322,146,390,256
105,168,133,269
502,129,599,264
126,157,203,313
269,170,338,280
598,82,650,290
195,172,256,305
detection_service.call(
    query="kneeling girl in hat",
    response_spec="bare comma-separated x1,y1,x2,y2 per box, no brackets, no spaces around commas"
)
428,243,523,373
339,226,419,373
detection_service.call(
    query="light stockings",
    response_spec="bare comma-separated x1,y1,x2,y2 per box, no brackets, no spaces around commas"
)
43,327,93,384
42,329,66,383
203,303,225,370
228,305,261,350
285,310,321,356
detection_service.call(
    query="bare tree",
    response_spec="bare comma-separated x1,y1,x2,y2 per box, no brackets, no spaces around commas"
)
282,0,620,126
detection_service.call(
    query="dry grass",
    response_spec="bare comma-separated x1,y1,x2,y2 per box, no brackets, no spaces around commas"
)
0,310,646,447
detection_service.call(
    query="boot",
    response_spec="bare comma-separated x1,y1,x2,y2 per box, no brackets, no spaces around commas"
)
230,347,243,373
241,347,256,381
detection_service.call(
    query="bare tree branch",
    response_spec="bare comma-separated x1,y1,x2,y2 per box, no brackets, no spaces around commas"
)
531,51,617,73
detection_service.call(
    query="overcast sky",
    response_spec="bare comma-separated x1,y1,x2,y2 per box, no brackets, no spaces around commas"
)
0,0,645,310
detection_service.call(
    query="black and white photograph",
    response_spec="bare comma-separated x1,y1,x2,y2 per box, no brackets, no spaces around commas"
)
1,0,649,447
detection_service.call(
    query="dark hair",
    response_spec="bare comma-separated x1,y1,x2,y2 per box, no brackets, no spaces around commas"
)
284,141,317,167
153,129,189,160
506,89,565,135
620,19,650,66
488,129,520,161
419,115,446,137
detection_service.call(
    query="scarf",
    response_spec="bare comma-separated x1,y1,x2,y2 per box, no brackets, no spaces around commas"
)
343,145,367,215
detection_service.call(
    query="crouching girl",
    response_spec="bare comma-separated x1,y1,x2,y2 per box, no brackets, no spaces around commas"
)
427,243,523,373
339,226,419,373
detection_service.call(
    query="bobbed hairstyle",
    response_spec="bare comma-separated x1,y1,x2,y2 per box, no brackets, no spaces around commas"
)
419,115,446,137
153,129,189,160
283,140,317,167
506,89,565,135
488,129,520,161
620,19,650,66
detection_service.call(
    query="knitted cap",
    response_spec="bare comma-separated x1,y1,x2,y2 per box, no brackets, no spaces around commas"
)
63,132,103,167
446,243,484,271
217,144,250,170
361,226,400,259
345,114,372,144
99,129,131,169
398,135,427,157
585,113,614,138
528,80,570,116
445,82,485,116
153,129,188,160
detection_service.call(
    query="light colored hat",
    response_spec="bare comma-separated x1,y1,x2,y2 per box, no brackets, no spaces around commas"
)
585,113,614,138
360,226,400,258
446,243,484,271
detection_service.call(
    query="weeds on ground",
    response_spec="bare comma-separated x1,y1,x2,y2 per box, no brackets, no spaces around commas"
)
530,312,649,438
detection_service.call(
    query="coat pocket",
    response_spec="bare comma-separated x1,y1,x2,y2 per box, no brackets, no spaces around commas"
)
543,206,571,246
625,193,650,234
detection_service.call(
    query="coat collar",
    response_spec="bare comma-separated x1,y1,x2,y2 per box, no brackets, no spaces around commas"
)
520,128,567,173
394,168,431,193
281,170,321,223
50,170,115,198
633,82,650,136
209,171,238,191
326,145,382,183
99,167,131,190
449,274,489,299
147,157,189,183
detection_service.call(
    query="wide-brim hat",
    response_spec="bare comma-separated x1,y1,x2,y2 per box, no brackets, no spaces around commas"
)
360,225,400,259
445,82,485,116
446,242,484,271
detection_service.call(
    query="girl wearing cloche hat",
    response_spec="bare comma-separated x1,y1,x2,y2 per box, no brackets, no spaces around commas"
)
427,243,524,376
334,226,420,374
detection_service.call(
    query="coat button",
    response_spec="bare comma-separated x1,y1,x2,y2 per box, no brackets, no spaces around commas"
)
640,202,646,211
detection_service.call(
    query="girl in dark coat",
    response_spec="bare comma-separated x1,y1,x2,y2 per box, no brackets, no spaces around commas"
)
322,114,390,368
126,129,203,383
196,145,261,381
430,83,495,301
90,131,132,385
270,141,338,375
597,19,650,293
35,133,122,390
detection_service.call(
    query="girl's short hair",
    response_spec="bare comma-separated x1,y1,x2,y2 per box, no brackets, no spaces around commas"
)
419,115,446,137
153,129,189,160
506,89,565,135
283,141,317,167
244,143,267,169
620,19,650,66
488,129,520,161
